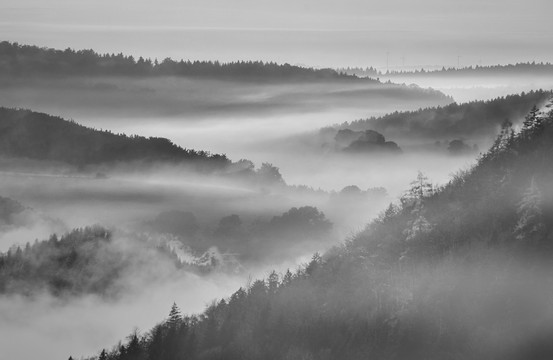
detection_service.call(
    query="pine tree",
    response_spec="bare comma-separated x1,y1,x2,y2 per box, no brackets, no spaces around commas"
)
167,302,182,328
520,105,545,140
401,171,433,210
490,118,514,155
267,270,280,295
281,269,293,288
378,203,399,223
98,349,108,360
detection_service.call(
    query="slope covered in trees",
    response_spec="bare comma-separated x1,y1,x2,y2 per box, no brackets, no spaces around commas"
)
86,103,553,360
0,41,362,82
341,90,551,140
0,107,230,170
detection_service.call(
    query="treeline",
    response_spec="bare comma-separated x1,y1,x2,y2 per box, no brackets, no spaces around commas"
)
338,62,553,78
0,107,230,170
88,103,553,360
0,41,360,81
342,90,551,139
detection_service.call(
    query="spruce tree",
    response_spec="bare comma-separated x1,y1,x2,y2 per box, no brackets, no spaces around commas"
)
167,302,182,328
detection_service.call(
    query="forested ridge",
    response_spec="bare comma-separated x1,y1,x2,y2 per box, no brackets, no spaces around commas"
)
0,107,230,170
0,41,361,82
341,90,551,139
84,103,553,360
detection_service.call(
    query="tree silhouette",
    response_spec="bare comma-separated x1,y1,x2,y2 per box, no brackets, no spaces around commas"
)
167,302,182,328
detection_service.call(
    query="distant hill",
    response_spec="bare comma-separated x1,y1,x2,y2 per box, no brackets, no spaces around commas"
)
340,90,551,140
87,102,553,360
0,41,365,82
0,107,230,170
338,62,553,78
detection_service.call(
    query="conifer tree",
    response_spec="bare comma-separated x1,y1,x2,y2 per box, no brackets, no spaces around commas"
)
98,349,107,360
167,302,182,328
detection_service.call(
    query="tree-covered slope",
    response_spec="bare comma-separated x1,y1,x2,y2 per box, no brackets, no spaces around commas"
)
0,107,230,170
342,90,551,140
87,103,553,360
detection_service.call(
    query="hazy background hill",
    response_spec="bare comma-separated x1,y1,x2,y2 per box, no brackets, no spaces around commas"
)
371,64,553,103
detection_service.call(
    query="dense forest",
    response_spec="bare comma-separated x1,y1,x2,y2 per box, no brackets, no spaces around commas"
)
339,90,551,140
83,103,553,360
0,42,363,82
338,62,553,78
0,107,230,170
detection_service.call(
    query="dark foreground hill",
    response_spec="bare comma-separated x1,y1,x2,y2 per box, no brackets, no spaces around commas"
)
84,102,553,360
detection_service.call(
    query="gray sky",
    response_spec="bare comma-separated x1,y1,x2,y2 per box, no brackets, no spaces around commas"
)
1,0,553,68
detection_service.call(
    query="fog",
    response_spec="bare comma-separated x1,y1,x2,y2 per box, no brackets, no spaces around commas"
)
0,74,470,358
1,51,551,360
379,73,553,103
0,270,245,359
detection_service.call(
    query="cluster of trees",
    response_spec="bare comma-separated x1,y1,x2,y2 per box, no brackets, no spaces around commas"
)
145,206,334,262
330,128,402,153
343,90,552,140
87,103,553,360
0,41,358,81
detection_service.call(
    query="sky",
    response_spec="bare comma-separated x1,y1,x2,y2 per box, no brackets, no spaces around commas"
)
1,0,553,69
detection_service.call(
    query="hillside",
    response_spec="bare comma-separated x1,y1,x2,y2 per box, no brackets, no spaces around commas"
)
0,107,230,170
341,90,551,141
86,103,553,360
0,41,362,82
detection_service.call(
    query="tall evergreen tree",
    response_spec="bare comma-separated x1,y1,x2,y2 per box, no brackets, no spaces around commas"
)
167,302,182,328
